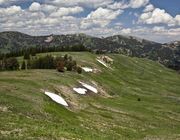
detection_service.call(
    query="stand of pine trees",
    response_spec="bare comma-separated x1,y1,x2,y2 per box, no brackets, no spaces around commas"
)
21,54,82,74
0,52,82,74
0,57,19,71
0,44,89,59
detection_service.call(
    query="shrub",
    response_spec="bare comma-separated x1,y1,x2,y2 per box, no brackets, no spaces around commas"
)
56,59,65,72
5,57,19,70
76,66,82,74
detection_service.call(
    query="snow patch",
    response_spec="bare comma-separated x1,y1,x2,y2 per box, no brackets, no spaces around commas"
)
73,88,87,95
79,82,98,94
96,59,108,68
44,91,68,107
82,67,93,72
45,36,53,43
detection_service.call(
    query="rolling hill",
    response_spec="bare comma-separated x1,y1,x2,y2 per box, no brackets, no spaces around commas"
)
0,52,180,139
0,31,180,70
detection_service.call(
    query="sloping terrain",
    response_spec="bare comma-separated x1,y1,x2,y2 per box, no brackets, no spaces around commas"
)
0,52,180,140
0,31,180,70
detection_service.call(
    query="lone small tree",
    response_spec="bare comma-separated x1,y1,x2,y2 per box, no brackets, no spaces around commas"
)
56,59,65,72
21,61,26,70
66,61,73,71
76,66,82,74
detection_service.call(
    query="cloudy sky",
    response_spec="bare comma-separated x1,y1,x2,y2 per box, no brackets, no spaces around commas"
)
0,0,179,43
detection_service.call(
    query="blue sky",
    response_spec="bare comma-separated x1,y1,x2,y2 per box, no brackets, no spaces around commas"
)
0,0,179,43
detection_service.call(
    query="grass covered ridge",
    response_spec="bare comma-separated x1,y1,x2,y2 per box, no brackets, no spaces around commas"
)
0,52,180,140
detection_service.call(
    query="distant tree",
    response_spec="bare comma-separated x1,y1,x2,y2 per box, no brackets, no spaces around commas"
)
21,61,26,70
45,55,54,69
72,60,77,71
24,52,30,60
27,60,31,69
5,57,19,70
31,49,36,56
0,60,3,71
68,56,72,61
56,58,65,72
64,54,68,61
76,66,82,74
66,61,73,71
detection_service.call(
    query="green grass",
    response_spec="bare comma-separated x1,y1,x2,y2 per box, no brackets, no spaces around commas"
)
0,52,180,140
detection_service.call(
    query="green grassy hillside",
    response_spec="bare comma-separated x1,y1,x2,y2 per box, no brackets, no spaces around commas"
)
0,52,180,140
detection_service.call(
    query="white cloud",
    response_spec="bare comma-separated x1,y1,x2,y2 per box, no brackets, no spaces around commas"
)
0,0,5,4
46,0,113,8
153,26,165,32
0,5,22,16
139,8,179,26
121,28,132,34
0,1,179,43
175,15,180,25
50,6,84,17
81,7,122,29
129,0,149,8
107,1,129,10
41,4,57,14
131,26,180,42
143,4,154,12
29,2,41,12
0,0,18,5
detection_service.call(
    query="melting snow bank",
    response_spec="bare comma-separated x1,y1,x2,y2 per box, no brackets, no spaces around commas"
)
96,59,108,68
82,67,93,72
73,88,87,95
44,91,68,107
79,82,98,94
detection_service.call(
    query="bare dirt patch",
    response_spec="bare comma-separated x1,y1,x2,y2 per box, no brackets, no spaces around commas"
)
0,106,10,112
53,85,88,111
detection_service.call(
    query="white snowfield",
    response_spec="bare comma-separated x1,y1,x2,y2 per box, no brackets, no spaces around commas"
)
82,67,93,72
73,88,87,95
96,59,108,68
79,82,98,94
44,91,68,107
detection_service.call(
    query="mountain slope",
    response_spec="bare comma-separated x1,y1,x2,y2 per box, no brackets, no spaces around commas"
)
0,52,180,139
0,31,180,70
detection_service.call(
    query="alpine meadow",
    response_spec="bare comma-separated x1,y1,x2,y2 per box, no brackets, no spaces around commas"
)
0,0,180,140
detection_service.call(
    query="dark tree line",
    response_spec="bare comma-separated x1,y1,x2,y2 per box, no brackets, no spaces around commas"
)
0,57,19,71
19,54,82,73
0,44,89,59
0,54,82,74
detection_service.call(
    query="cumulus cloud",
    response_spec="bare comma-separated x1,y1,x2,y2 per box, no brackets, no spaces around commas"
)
0,0,17,5
45,0,113,8
107,1,129,10
129,0,149,8
139,8,180,26
0,0,36,6
41,4,57,14
143,4,154,12
0,0,5,4
0,0,179,43
29,2,41,12
50,6,84,17
175,15,180,25
0,5,22,16
81,7,122,29
121,28,132,34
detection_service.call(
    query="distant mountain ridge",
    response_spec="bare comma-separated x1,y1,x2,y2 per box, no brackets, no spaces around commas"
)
0,31,179,70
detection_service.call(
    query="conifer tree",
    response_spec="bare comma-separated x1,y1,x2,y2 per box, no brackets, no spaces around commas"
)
21,61,26,70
